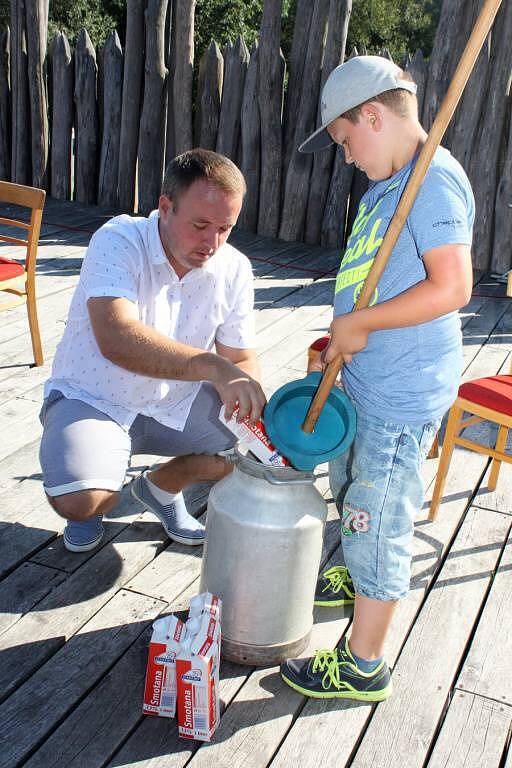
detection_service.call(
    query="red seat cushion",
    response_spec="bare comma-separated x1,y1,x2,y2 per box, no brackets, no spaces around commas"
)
459,375,512,416
0,256,25,282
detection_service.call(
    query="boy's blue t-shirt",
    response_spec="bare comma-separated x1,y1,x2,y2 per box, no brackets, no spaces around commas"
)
334,146,475,424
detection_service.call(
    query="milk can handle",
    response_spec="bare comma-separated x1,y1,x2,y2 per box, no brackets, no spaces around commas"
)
265,473,315,486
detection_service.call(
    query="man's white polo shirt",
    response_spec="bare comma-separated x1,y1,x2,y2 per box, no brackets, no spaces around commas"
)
45,211,256,431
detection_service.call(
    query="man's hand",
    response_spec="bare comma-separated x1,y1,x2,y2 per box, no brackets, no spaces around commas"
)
211,361,267,423
323,312,370,365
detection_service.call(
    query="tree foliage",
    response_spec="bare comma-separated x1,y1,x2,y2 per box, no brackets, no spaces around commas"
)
0,0,441,61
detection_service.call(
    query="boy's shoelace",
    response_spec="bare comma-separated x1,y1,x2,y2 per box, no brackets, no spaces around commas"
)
311,648,358,691
321,566,354,596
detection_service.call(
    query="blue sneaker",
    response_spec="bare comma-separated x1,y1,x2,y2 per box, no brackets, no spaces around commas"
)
130,473,205,546
63,515,104,553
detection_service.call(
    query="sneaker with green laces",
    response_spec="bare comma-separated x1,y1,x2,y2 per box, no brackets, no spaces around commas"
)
314,565,355,606
280,636,392,702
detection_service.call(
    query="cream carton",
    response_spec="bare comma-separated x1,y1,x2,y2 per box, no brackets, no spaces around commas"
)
143,615,185,717
219,405,289,467
176,606,221,741
189,592,222,622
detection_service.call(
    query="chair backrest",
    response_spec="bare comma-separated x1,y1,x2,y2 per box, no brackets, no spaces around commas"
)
0,181,46,276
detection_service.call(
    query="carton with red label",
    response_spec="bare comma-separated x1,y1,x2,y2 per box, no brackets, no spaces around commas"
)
143,615,184,717
219,405,289,467
176,606,221,742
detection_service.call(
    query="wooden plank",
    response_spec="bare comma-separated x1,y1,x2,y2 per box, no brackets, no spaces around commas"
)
118,0,145,211
348,507,509,768
238,42,260,232
216,34,249,161
50,32,74,200
137,0,169,214
25,0,49,189
456,528,512,704
267,448,492,768
23,623,153,768
172,0,195,155
426,691,511,768
194,40,223,151
0,514,168,701
492,97,512,273
74,29,99,205
304,0,351,245
282,0,314,177
405,49,427,118
98,31,123,208
257,0,284,237
10,0,30,185
110,543,349,768
279,0,329,242
0,561,65,636
0,589,166,768
321,145,354,247
468,1,512,270
0,27,10,181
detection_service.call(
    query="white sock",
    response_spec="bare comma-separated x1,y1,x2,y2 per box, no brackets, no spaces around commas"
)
144,471,204,533
145,471,180,505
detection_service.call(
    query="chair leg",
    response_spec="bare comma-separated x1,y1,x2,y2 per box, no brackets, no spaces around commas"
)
488,425,508,491
429,404,463,522
26,285,43,366
427,431,439,459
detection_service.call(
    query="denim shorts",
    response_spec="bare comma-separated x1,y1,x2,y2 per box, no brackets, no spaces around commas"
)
329,407,440,601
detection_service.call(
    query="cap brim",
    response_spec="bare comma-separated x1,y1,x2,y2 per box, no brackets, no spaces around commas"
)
299,125,334,154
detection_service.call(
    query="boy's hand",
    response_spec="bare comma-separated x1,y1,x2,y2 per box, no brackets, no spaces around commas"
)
324,312,370,365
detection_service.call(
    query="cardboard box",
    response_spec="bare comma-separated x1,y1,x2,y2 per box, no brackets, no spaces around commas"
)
219,405,289,467
143,615,184,717
176,608,221,741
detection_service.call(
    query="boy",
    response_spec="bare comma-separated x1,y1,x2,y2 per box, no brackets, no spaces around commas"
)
280,56,474,701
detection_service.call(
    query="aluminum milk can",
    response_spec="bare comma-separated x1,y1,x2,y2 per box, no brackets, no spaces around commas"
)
199,449,327,665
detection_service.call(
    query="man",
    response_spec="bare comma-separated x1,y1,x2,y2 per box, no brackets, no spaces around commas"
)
40,149,266,552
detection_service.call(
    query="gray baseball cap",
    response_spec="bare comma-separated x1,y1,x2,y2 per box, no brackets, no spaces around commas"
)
299,55,418,154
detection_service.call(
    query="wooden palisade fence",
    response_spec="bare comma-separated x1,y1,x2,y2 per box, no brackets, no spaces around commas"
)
0,0,511,271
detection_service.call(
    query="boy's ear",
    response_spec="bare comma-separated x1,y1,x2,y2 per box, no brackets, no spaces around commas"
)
361,103,381,131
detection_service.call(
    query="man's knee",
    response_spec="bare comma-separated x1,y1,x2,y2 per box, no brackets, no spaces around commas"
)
47,489,119,521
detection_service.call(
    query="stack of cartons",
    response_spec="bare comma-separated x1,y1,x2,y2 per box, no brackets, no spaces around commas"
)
143,593,222,742
219,405,289,466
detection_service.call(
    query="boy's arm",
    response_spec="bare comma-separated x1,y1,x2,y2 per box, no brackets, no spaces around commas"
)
325,243,472,364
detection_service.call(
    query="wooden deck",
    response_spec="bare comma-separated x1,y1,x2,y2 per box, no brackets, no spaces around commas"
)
1,197,511,768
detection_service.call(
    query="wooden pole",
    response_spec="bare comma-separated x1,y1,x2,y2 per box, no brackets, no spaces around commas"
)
194,40,223,150
25,0,49,189
50,31,73,199
257,0,283,237
302,0,505,434
98,31,123,208
74,29,99,205
10,0,30,185
118,0,145,211
238,41,260,232
137,0,168,214
216,34,249,161
0,28,10,181
172,0,195,155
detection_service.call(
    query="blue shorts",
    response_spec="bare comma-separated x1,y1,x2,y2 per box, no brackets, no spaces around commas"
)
329,407,440,601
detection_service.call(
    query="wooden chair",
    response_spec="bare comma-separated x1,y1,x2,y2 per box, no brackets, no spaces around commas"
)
0,180,46,366
429,366,512,521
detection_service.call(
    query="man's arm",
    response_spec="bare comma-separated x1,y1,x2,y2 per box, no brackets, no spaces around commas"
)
215,340,261,382
325,243,473,364
88,296,266,421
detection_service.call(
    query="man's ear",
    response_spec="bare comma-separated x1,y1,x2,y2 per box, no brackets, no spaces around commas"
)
159,195,173,217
